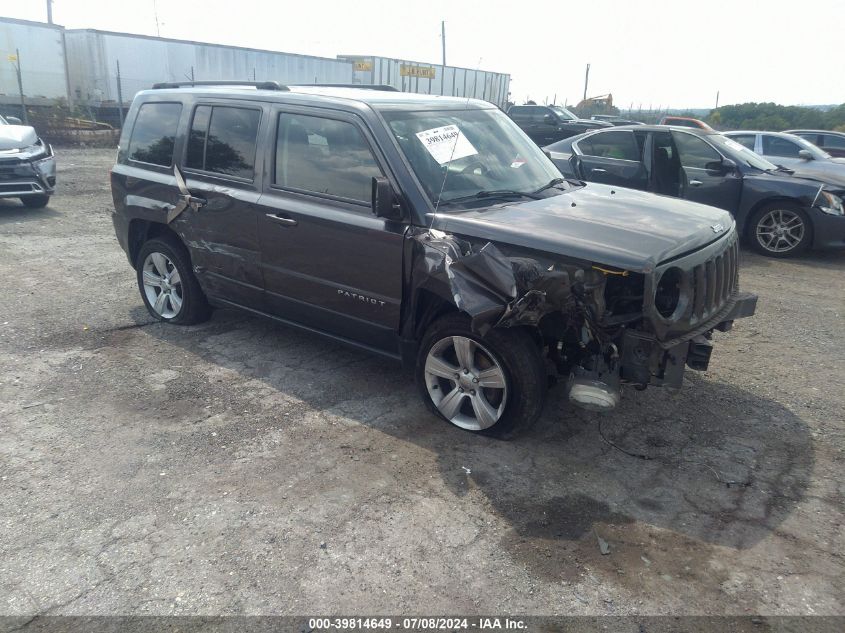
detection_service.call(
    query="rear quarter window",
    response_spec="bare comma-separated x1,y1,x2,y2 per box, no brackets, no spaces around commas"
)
127,102,182,166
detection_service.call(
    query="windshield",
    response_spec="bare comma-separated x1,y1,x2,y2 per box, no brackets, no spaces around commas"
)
383,107,564,208
710,134,779,171
550,106,578,121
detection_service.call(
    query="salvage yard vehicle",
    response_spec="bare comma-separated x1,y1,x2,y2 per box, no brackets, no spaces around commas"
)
507,104,610,146
724,130,845,187
110,82,756,437
546,126,845,257
0,114,56,208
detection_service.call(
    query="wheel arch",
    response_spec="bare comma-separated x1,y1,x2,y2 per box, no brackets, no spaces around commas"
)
127,220,183,269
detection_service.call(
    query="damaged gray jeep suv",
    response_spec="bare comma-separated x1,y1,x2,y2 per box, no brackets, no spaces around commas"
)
110,81,757,437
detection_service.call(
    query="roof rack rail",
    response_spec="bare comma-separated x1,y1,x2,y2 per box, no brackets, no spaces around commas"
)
151,80,289,91
291,83,399,92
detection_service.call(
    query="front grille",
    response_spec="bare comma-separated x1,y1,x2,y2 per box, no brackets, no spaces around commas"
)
648,229,741,344
689,237,738,326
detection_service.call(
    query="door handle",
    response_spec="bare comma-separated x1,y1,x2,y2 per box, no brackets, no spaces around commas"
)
591,168,607,174
689,180,703,187
266,213,298,226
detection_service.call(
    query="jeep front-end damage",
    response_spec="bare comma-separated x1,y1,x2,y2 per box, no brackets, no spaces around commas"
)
406,227,757,411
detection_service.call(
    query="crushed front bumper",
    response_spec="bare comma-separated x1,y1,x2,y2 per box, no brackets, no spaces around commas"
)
620,291,758,388
0,154,56,199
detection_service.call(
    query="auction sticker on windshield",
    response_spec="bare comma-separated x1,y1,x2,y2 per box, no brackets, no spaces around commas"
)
416,125,478,164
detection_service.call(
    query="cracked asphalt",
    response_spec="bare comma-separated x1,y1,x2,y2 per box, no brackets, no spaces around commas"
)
0,148,843,616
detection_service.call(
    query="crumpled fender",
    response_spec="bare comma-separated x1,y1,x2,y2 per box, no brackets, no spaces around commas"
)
410,228,579,334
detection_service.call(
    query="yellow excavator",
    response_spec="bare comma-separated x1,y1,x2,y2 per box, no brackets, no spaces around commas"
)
576,93,614,112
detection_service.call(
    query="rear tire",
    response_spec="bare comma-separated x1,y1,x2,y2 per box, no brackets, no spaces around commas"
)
416,313,546,439
21,195,50,208
747,203,812,257
136,235,211,325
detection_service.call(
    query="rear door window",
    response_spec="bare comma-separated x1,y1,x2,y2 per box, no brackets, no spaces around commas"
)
673,132,721,169
508,106,531,123
821,134,845,150
274,112,383,204
186,105,261,180
577,130,640,161
762,135,801,158
127,102,182,166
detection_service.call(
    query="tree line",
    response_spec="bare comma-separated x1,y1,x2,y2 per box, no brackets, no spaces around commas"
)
708,102,845,132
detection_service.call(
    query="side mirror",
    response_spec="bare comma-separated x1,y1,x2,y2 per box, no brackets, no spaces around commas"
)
798,149,814,160
6,116,22,125
371,176,402,221
705,157,737,174
543,113,556,124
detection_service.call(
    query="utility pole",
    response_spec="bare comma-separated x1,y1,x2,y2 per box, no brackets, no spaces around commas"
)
583,63,590,102
46,0,54,24
13,49,28,125
715,90,720,109
116,59,124,128
152,0,161,37
440,21,446,96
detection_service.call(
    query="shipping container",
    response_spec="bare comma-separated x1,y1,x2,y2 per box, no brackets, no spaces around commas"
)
0,17,69,105
338,55,511,109
64,29,355,105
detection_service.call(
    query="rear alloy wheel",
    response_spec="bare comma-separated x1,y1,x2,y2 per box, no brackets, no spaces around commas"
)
136,236,211,325
142,252,184,319
750,204,811,257
416,313,546,438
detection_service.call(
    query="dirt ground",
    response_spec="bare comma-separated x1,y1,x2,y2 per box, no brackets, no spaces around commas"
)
0,148,843,616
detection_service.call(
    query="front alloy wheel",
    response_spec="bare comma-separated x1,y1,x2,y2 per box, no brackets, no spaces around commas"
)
416,313,546,438
751,206,810,257
424,335,508,431
142,252,183,318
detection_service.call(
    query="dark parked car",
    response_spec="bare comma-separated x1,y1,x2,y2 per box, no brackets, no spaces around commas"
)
0,113,56,208
786,129,845,159
111,82,755,437
507,104,610,146
545,126,845,257
724,131,845,187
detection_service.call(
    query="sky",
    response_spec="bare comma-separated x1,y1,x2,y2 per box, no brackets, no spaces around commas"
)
3,0,844,109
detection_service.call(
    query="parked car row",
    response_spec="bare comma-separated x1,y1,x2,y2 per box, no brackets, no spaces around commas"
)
543,125,845,257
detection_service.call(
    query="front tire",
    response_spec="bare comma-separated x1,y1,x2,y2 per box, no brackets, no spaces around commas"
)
416,313,546,439
21,195,50,208
748,203,812,257
136,235,211,325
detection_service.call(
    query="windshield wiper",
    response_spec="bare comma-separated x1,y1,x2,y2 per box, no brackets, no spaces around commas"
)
440,189,542,205
533,177,567,194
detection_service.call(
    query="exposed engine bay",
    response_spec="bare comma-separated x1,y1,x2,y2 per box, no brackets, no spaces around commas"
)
410,228,757,412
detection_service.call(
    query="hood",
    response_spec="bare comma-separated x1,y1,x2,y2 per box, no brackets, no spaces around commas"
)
433,183,734,273
788,160,845,188
0,125,38,151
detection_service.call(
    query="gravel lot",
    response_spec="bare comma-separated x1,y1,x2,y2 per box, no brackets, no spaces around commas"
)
0,148,843,616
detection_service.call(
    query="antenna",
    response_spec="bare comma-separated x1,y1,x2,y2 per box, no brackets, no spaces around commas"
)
429,57,482,233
